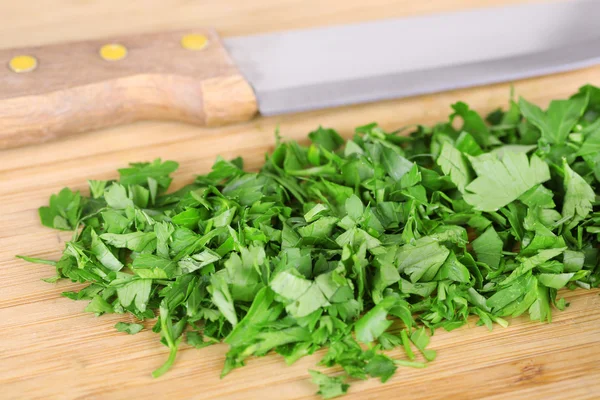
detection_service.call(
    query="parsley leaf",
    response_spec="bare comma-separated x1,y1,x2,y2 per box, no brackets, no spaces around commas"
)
38,188,82,230
115,322,144,335
519,94,588,144
365,354,397,383
119,159,179,190
309,371,349,399
562,160,595,230
464,152,550,211
437,142,471,192
472,227,503,269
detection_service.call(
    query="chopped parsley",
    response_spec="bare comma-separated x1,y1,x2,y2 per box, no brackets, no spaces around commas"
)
19,86,600,398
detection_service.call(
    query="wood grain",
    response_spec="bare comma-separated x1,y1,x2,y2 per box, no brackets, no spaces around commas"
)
0,29,257,149
1,1,599,400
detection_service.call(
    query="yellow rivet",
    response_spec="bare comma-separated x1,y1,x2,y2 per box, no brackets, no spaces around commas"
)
8,55,38,73
181,34,208,51
99,43,128,61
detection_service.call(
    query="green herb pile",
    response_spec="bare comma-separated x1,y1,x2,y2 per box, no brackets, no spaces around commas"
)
20,85,600,398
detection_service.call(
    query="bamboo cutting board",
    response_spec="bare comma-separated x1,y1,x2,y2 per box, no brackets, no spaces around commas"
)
1,1,600,399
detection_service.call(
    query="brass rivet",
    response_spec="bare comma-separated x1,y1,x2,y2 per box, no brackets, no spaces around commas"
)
181,34,208,51
99,43,128,61
8,55,38,73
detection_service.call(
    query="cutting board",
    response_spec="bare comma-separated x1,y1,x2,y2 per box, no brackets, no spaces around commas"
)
1,1,600,399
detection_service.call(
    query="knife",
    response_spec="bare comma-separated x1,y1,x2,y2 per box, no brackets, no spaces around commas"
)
1,0,599,150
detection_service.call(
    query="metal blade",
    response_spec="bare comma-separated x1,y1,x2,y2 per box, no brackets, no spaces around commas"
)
224,0,600,116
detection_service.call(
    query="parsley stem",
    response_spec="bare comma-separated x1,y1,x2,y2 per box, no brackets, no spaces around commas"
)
393,360,427,368
152,344,178,378
399,330,415,361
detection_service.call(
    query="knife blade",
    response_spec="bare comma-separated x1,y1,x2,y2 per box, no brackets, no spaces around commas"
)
225,0,600,115
1,0,599,150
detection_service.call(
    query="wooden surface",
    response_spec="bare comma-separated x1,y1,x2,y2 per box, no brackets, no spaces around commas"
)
1,0,599,399
0,29,257,149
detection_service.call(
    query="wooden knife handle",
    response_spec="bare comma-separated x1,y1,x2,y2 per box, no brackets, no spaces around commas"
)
0,29,258,150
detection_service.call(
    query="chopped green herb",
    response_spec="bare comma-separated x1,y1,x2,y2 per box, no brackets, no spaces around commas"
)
309,370,349,399
19,86,600,397
115,322,144,335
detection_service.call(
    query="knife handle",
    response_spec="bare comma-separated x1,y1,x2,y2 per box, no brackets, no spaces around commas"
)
0,29,258,150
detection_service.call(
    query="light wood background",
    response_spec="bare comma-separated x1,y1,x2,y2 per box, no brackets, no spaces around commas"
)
1,1,599,399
